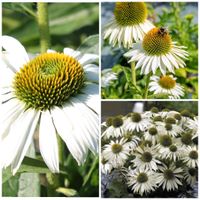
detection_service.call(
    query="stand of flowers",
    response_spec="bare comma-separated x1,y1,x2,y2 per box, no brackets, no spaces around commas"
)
101,106,198,197
102,2,198,99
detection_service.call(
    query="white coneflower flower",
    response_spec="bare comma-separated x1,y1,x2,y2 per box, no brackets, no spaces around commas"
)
132,146,161,171
101,68,117,88
157,164,183,191
124,27,188,75
182,146,198,168
157,122,183,137
126,168,158,196
124,112,150,132
185,117,198,138
183,167,197,186
102,138,129,168
149,75,184,99
159,144,182,161
0,36,99,174
104,2,154,48
102,116,125,139
143,126,160,145
101,158,113,174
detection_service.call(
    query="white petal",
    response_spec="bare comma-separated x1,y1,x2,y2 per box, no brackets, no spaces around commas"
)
69,98,99,153
1,36,29,72
0,99,24,139
51,106,87,165
11,111,40,174
1,109,37,173
75,93,99,114
63,48,81,58
78,54,99,66
39,111,59,173
84,64,99,82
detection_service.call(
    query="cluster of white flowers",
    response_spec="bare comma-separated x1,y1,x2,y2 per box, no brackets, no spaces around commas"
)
101,107,198,196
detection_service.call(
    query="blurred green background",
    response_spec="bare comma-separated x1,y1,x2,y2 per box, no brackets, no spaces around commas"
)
2,2,99,197
3,3,99,53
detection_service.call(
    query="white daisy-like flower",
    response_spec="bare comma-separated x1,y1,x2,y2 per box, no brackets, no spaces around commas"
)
149,75,184,99
157,122,183,137
159,144,182,161
157,164,183,191
183,167,197,186
124,27,188,75
101,158,113,174
102,116,125,139
104,2,154,48
185,116,198,138
132,146,161,171
102,138,129,168
101,68,117,88
126,168,158,196
124,112,150,132
0,36,99,174
143,126,160,145
181,146,198,168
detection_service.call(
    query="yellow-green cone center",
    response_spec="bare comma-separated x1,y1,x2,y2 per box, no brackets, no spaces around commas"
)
13,52,85,110
114,2,147,26
143,27,172,55
137,173,148,183
159,76,176,89
112,144,123,154
164,169,174,180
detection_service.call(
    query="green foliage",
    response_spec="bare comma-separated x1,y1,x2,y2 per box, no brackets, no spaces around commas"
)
102,2,198,99
3,3,99,53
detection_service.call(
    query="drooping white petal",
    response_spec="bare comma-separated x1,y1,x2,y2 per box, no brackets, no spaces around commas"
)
1,36,29,72
11,111,40,174
1,109,37,173
63,48,81,59
0,99,25,139
39,111,59,173
68,99,98,154
51,106,87,165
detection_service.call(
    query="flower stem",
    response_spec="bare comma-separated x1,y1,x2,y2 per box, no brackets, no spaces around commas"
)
144,73,151,99
37,3,51,53
131,62,136,86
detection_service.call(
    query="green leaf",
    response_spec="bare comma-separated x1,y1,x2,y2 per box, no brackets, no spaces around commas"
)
175,68,187,78
77,34,99,54
2,174,20,196
3,156,68,184
122,67,132,83
56,187,77,197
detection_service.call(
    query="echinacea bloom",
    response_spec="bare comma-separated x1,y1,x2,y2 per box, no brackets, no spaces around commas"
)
182,146,198,168
157,164,183,191
124,27,188,75
132,146,161,171
102,116,125,139
101,68,117,88
183,167,198,186
124,112,150,132
102,138,129,168
0,36,99,174
126,168,158,196
149,75,184,99
104,2,154,48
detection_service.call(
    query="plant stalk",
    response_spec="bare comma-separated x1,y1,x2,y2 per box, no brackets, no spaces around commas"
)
131,62,136,86
37,2,51,53
144,73,151,99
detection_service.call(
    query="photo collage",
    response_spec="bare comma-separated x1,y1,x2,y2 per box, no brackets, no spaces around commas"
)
0,0,199,198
